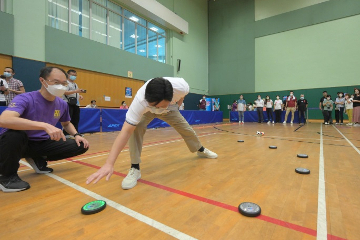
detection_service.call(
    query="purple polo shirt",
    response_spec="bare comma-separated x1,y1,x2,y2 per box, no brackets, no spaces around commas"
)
0,91,70,141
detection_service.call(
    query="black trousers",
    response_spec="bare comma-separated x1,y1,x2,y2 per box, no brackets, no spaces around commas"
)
64,104,80,135
257,107,264,123
0,130,88,176
275,109,282,123
298,109,306,123
335,107,344,123
0,101,6,106
324,111,332,123
266,108,273,121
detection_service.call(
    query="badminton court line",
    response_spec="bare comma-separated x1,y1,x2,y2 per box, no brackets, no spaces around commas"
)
317,123,327,240
19,161,197,240
74,160,346,239
333,125,360,155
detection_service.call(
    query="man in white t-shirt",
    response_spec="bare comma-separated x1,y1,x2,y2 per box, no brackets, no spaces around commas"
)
0,76,9,106
86,77,218,189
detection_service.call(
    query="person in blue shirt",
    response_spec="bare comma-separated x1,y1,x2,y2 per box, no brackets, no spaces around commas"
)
214,98,220,111
237,95,246,123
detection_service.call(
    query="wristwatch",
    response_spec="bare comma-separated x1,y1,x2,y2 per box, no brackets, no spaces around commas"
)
73,133,81,137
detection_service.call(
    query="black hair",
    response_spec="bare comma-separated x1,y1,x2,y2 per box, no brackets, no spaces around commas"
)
0,75,5,79
121,101,126,104
289,90,294,93
67,69,77,74
323,91,327,93
91,100,96,104
145,77,173,105
40,66,68,79
4,67,15,73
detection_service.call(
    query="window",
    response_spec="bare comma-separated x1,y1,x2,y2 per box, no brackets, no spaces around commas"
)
0,0,13,14
47,0,166,62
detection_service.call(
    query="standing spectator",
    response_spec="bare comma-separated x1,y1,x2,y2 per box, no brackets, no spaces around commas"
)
254,95,264,123
283,91,297,124
323,95,334,125
0,75,9,106
214,98,220,111
237,95,246,124
353,88,360,126
231,100,237,111
265,95,274,123
85,100,97,108
297,94,308,124
63,69,85,136
120,101,129,109
319,91,332,124
344,93,353,126
335,92,345,125
199,95,206,111
3,67,25,105
273,95,283,123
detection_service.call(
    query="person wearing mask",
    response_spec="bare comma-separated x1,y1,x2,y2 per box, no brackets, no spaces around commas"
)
254,95,264,123
237,95,246,124
0,67,89,193
85,100,97,108
335,92,345,125
353,88,360,126
63,70,85,136
283,91,297,124
344,93,353,126
265,96,274,124
86,77,217,189
0,75,9,106
231,100,237,112
199,95,206,111
323,95,334,125
214,98,220,111
319,91,332,124
297,94,308,124
120,101,129,109
3,67,25,105
273,95,283,123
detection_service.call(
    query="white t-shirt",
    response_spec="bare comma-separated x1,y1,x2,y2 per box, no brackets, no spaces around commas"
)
63,80,80,106
274,99,282,110
125,77,189,126
345,98,353,110
0,79,9,102
265,99,273,108
254,99,264,107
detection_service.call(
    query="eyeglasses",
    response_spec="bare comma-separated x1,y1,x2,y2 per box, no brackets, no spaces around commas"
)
46,79,68,87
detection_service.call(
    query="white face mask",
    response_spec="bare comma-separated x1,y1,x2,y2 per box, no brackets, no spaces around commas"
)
44,82,67,97
258,97,261,100
276,97,280,99
339,94,343,97
148,106,169,115
290,93,293,96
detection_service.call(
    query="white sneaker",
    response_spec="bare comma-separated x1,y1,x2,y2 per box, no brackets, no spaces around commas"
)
242,121,244,124
197,148,218,159
272,121,274,124
267,121,270,124
290,121,293,124
325,122,329,125
283,121,286,124
122,168,141,190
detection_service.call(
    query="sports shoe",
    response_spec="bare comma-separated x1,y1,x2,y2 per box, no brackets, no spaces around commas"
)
242,121,244,124
197,148,218,159
0,174,30,193
25,157,53,174
272,121,274,124
122,168,141,190
290,121,293,124
283,121,286,124
267,121,270,124
325,122,329,125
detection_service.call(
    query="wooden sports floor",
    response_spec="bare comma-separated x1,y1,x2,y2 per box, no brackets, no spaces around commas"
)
1,122,359,240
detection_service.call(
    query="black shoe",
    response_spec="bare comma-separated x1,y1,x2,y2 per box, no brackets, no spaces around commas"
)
0,174,30,192
25,158,53,174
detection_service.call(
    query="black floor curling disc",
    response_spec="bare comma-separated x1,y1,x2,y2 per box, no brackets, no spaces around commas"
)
297,154,308,158
295,168,310,174
269,146,277,149
81,200,106,215
238,202,261,217
237,140,244,142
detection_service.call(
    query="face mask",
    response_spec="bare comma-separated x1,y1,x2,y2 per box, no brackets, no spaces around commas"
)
266,97,269,100
339,94,343,97
327,98,330,100
3,72,12,78
355,91,359,94
203,97,205,99
290,93,293,96
300,97,304,100
276,97,279,99
69,75,77,81
258,97,261,100
148,106,169,115
44,81,67,97
123,103,126,106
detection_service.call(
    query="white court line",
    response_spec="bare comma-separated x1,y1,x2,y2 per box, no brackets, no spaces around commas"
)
333,125,360,155
19,160,196,240
317,123,327,240
18,133,216,173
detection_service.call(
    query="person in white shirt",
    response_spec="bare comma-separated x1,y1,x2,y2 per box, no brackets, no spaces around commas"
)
344,93,353,125
85,100,97,108
0,76,9,106
86,77,218,189
254,95,264,123
265,95,274,124
273,95,283,123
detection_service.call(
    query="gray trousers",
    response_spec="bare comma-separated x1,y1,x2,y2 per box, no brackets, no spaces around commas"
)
129,110,203,164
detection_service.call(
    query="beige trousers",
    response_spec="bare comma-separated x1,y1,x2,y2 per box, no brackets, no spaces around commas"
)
285,107,296,122
129,110,203,164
